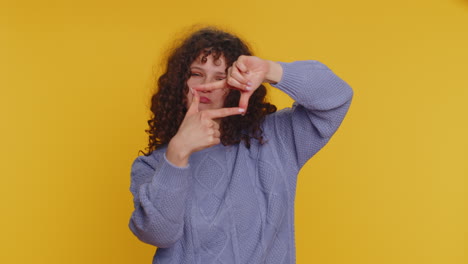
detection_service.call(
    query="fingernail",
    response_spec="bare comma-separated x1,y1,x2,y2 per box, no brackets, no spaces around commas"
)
246,86,252,91
238,108,245,113
190,87,194,94
247,81,253,86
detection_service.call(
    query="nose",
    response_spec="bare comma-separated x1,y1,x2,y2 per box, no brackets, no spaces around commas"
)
200,79,212,93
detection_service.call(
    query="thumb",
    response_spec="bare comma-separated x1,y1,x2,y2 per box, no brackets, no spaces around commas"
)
239,92,251,113
186,90,200,116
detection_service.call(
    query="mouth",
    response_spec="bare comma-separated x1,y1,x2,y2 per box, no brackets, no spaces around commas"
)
199,96,211,104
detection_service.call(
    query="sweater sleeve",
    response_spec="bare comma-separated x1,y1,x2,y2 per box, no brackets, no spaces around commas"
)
128,152,191,248
264,60,353,172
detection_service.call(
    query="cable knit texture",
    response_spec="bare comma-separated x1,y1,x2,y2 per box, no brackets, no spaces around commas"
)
129,60,353,264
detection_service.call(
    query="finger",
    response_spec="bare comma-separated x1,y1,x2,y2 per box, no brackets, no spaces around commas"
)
234,59,248,73
186,91,199,115
214,129,221,138
229,66,251,89
193,80,226,92
210,137,221,145
227,75,247,91
207,127,215,136
212,120,219,130
203,107,245,119
239,92,251,112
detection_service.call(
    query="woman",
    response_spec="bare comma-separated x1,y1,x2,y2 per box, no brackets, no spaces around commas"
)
129,27,353,263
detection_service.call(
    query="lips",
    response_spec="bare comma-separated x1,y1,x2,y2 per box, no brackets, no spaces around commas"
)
200,96,211,104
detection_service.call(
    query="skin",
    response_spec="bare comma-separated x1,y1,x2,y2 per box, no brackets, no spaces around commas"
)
166,55,283,167
185,54,230,112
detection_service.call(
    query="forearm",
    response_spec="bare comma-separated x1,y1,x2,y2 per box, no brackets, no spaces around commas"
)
129,155,191,247
264,60,353,170
272,60,353,112
264,60,283,85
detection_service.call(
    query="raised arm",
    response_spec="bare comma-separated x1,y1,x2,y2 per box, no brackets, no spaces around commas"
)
265,60,354,171
191,55,353,180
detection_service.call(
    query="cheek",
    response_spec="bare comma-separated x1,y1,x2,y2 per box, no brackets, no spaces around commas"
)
186,78,194,88
187,77,202,89
215,89,229,102
221,87,229,96
222,88,230,100
186,90,193,108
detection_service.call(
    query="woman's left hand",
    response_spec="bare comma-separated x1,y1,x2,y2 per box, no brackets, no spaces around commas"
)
193,55,282,111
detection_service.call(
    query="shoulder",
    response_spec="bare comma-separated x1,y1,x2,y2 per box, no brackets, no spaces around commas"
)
131,147,167,172
129,147,168,191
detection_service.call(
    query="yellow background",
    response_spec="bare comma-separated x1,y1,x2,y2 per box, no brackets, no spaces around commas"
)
1,0,467,263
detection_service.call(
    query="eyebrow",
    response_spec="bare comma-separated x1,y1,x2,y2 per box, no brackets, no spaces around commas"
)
190,66,226,75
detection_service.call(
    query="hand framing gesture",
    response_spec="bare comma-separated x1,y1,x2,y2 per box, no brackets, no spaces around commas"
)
166,92,245,167
193,55,282,111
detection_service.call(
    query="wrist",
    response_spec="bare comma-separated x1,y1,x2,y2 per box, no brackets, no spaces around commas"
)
166,136,191,167
264,60,283,84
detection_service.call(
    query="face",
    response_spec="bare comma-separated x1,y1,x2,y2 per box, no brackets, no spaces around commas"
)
186,54,229,111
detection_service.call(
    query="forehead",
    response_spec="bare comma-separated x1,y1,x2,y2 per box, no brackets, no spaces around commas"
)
191,53,227,69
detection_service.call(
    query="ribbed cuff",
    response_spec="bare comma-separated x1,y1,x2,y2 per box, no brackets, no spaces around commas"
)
150,154,191,189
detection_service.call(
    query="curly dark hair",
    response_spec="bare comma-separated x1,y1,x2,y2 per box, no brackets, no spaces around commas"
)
140,26,277,156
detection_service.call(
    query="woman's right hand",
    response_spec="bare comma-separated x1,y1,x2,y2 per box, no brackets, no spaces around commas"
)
165,92,245,167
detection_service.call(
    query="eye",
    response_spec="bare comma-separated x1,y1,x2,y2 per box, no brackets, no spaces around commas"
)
216,76,226,81
190,72,202,77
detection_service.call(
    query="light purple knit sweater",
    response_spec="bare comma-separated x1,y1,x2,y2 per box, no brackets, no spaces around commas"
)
129,60,353,264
